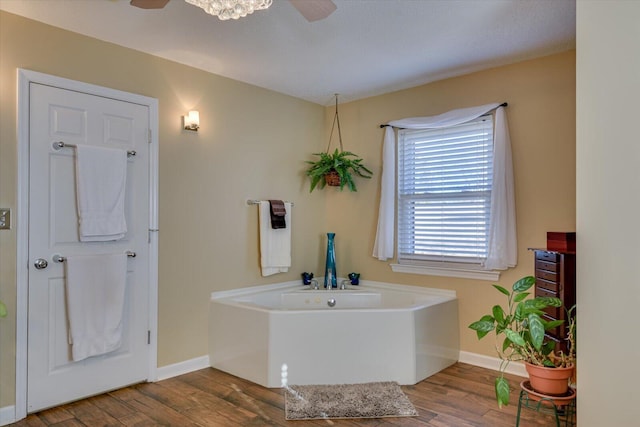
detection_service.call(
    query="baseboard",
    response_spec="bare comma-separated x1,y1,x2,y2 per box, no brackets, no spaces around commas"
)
156,352,524,383
156,355,210,381
458,350,527,378
0,405,16,426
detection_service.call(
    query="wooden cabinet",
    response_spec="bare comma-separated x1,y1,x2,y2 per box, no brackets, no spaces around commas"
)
532,249,576,347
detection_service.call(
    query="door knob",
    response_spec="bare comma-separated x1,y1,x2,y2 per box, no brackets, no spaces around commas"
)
34,258,49,269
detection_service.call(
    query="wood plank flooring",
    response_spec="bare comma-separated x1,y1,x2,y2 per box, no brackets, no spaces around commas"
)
10,363,567,426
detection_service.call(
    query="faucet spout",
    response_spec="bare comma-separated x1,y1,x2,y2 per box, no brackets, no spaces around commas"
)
326,271,334,290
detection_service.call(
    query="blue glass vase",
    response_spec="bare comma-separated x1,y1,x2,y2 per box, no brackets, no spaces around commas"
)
324,232,337,288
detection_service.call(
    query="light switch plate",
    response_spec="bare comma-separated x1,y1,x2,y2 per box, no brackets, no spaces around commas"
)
0,209,10,230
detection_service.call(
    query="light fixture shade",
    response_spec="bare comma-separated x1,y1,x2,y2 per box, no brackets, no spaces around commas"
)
184,110,200,131
185,0,273,20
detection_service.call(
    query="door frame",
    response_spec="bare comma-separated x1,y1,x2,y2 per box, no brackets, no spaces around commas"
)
15,69,159,420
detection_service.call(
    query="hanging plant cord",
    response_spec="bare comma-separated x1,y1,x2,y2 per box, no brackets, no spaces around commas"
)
326,93,344,153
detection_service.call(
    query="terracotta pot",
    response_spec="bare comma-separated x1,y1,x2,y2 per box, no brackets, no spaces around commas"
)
525,362,574,396
324,170,341,186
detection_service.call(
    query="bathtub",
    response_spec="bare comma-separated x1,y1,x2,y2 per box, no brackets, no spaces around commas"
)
209,280,459,388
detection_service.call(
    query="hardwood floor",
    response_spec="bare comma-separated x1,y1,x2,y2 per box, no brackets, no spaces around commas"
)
11,363,566,426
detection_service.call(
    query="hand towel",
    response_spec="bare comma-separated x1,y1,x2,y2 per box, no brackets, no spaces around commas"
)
75,144,128,241
259,201,292,276
65,253,128,361
269,199,287,229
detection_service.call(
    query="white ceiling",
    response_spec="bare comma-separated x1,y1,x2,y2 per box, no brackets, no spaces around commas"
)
0,0,576,105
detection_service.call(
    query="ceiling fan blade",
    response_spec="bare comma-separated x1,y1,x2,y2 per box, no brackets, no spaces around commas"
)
289,0,337,22
130,0,170,9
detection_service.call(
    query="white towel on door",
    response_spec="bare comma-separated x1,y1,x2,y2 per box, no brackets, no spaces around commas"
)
75,144,128,241
259,201,292,276
65,253,128,361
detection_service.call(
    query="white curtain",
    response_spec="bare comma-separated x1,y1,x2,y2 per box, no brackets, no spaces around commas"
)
373,103,517,270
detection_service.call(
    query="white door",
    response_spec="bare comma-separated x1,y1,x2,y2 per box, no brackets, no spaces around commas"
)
27,83,152,412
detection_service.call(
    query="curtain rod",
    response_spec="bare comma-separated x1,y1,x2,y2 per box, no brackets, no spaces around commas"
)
379,102,508,129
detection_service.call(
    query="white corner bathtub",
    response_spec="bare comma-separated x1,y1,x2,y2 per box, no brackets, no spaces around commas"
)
209,280,459,388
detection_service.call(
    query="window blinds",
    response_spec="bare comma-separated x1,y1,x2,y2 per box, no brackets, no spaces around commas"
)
397,116,494,264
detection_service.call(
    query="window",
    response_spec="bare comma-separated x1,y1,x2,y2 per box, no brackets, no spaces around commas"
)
397,115,494,267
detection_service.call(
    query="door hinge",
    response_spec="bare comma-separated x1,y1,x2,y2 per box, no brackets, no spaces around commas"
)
148,129,152,144
148,228,158,243
147,330,151,344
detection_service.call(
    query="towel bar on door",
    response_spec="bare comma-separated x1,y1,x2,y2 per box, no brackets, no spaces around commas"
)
53,251,136,263
52,141,137,158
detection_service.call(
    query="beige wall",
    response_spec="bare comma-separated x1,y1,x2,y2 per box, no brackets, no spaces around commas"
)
0,11,326,407
330,51,576,359
0,10,576,411
577,2,639,425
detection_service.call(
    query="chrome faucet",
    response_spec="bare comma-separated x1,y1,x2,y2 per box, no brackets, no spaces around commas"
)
326,270,334,290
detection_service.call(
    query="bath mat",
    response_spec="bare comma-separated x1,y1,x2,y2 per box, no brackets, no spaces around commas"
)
284,381,418,420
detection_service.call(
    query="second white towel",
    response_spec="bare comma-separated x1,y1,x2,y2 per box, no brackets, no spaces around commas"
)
259,201,292,276
65,253,128,361
75,144,128,242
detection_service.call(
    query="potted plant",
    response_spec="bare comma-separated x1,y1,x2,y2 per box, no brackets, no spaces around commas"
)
468,276,575,407
305,148,373,192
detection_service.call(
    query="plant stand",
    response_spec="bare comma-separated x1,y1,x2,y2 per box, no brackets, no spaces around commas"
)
516,381,576,427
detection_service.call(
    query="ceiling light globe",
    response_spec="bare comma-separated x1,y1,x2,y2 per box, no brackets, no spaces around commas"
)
185,0,272,20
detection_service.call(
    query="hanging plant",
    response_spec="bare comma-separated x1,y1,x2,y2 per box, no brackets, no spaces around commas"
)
306,148,373,192
305,94,373,192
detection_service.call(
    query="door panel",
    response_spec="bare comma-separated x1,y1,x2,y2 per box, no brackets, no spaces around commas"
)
27,83,151,412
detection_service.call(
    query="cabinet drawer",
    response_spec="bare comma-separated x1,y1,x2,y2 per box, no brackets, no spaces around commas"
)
535,251,559,262
536,287,562,320
544,332,564,348
543,318,562,339
536,278,560,293
535,259,559,273
536,269,558,283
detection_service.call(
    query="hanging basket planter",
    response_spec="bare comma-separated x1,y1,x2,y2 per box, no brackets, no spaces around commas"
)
324,170,341,187
304,94,373,192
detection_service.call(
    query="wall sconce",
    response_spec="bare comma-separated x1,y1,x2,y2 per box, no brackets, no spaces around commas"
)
184,110,200,131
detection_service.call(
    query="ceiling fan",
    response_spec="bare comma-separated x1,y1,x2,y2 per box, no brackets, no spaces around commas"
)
130,0,337,22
